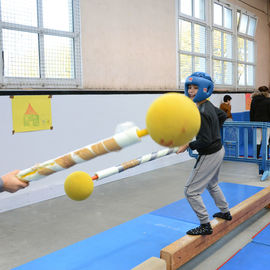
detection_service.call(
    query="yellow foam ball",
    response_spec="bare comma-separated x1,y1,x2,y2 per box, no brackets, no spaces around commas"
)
64,171,94,201
146,93,201,147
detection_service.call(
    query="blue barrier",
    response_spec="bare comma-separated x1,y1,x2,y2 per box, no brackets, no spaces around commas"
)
232,111,250,121
189,121,270,181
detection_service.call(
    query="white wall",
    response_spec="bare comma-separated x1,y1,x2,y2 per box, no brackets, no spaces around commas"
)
211,93,247,113
0,94,192,212
0,92,248,213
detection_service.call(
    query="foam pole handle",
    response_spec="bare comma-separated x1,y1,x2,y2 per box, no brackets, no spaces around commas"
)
17,127,143,182
94,147,179,180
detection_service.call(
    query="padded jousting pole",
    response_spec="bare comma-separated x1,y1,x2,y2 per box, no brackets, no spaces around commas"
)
93,146,179,180
17,127,148,182
64,147,179,200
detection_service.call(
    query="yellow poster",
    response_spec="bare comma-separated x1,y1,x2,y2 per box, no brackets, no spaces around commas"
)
11,95,52,133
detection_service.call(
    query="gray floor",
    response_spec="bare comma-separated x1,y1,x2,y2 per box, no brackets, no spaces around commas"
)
1,159,270,270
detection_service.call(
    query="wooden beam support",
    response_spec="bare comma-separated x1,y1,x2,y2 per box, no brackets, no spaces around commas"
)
132,257,166,270
160,185,270,270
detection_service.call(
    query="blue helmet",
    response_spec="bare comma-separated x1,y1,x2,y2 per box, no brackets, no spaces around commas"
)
184,72,214,102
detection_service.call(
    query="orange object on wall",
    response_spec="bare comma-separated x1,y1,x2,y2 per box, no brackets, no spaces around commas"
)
245,93,252,110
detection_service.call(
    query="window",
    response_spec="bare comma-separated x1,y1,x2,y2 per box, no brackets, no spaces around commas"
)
237,10,256,88
212,2,233,86
178,0,208,84
213,3,232,29
177,0,257,90
0,0,81,88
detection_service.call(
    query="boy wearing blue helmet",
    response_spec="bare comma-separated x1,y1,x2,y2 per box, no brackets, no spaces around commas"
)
177,72,232,235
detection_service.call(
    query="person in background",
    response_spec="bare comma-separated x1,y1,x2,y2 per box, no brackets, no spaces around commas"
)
177,72,232,236
250,86,270,172
0,170,29,193
220,95,232,121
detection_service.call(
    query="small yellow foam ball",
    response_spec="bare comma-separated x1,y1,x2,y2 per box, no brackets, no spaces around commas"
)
64,171,94,201
146,93,201,147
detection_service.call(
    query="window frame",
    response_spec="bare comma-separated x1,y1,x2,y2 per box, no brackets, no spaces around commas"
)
0,0,82,89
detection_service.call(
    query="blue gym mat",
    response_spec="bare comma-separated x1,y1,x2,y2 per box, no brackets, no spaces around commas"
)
13,183,264,270
151,182,263,225
14,214,195,270
219,222,270,269
218,242,270,270
252,223,270,246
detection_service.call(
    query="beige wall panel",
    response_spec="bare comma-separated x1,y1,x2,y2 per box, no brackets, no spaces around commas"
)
81,0,177,90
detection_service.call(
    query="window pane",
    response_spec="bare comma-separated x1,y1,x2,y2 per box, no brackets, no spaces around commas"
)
224,7,232,29
239,14,248,33
247,40,254,62
247,65,254,85
194,24,206,53
214,3,222,26
194,0,205,20
238,64,245,85
179,20,192,52
213,30,222,57
248,17,256,36
180,0,192,16
195,57,206,72
43,0,73,31
1,0,37,27
213,60,222,84
224,61,233,85
237,11,240,27
224,33,232,59
2,29,39,77
238,37,245,61
44,35,74,79
180,54,192,83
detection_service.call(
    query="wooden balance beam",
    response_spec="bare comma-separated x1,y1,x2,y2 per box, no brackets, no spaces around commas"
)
160,185,270,270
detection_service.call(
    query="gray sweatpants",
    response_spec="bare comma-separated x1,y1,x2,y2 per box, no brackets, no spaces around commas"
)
184,147,229,224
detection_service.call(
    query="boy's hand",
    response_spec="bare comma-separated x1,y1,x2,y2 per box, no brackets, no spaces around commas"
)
177,144,189,154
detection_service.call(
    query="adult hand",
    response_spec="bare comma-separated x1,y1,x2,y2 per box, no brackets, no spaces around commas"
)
1,170,29,193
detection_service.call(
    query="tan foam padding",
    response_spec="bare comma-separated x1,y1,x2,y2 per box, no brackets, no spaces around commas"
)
121,159,140,170
38,167,55,176
75,148,96,160
103,138,121,151
161,185,270,270
132,257,166,270
91,142,108,155
55,154,76,168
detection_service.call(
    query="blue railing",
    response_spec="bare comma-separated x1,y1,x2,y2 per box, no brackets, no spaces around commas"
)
189,121,270,181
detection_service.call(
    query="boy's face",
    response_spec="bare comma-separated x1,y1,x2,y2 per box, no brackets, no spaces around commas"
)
188,84,198,100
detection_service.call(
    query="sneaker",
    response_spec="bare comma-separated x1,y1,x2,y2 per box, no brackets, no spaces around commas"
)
213,211,232,221
186,223,213,235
